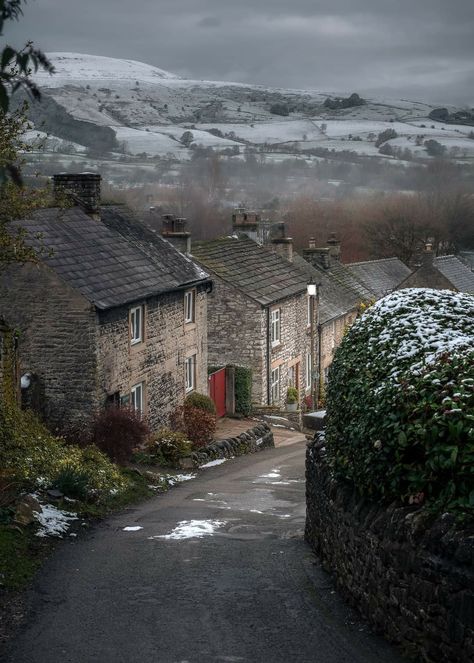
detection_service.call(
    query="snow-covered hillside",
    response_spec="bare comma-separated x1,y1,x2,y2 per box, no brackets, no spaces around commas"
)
27,52,474,177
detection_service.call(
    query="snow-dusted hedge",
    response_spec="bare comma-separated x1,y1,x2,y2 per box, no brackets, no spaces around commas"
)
325,289,474,514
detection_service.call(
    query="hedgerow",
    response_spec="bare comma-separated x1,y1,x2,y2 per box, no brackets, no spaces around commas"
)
325,288,474,515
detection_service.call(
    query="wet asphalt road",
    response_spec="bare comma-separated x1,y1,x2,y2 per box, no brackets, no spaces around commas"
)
4,440,406,663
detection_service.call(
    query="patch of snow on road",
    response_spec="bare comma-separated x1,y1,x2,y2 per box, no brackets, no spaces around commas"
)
122,526,143,532
152,520,226,540
200,458,227,469
166,473,196,486
259,470,281,479
34,504,78,538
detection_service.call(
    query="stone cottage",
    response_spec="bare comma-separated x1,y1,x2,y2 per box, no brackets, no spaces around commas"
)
0,173,211,432
296,234,411,382
191,217,313,408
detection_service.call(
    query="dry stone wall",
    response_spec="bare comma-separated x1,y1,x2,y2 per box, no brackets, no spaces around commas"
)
191,422,274,466
305,438,474,663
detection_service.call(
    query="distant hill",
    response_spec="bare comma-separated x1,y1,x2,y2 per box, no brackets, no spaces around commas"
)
23,52,474,183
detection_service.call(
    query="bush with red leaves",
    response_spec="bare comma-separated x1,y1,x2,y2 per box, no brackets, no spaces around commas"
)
171,405,216,449
91,407,149,463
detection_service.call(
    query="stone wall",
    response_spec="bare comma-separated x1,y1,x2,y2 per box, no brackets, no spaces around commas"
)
97,286,208,430
205,273,265,404
0,262,208,433
305,439,474,662
320,311,356,379
191,422,274,466
268,291,311,407
0,262,98,430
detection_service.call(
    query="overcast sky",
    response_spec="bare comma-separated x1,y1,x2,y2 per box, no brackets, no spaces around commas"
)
7,0,474,105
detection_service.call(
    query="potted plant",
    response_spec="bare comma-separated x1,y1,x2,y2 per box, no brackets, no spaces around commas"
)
285,387,299,412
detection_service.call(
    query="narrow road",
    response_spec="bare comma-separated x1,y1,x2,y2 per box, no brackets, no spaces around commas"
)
5,439,405,663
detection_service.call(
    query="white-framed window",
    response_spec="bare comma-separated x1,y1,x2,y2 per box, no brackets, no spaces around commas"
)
306,353,312,390
184,290,195,323
331,321,336,350
271,366,280,404
185,355,196,392
130,382,144,415
130,305,143,345
271,308,281,346
307,296,312,327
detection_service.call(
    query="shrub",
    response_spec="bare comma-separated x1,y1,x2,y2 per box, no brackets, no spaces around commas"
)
140,429,192,467
0,404,126,499
171,406,216,448
286,387,298,404
269,102,289,116
325,289,474,515
375,128,398,147
184,392,216,415
52,465,90,500
234,366,252,416
90,406,149,463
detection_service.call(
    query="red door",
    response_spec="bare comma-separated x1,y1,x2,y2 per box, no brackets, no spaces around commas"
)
208,368,226,418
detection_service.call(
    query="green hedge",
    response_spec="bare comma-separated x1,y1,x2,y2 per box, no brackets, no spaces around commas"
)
325,289,474,516
234,366,252,416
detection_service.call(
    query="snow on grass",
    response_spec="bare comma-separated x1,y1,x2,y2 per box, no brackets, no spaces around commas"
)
122,526,143,532
151,520,226,540
113,127,186,156
200,458,227,469
34,504,78,538
35,53,179,86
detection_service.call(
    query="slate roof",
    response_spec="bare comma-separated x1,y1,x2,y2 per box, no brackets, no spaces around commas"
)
433,255,474,293
345,258,412,299
191,236,309,306
292,254,363,324
14,206,209,309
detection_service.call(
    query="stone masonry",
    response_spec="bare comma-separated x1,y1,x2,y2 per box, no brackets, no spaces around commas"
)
306,439,474,663
0,262,97,430
0,261,207,432
205,271,311,407
97,287,207,430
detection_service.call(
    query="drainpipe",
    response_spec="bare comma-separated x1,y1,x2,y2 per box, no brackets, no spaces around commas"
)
266,306,272,405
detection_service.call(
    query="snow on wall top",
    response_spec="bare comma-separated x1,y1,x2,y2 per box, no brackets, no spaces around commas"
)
34,53,179,86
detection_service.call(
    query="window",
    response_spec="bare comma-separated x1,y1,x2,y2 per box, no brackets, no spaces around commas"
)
271,366,280,404
271,308,281,346
306,353,312,390
184,290,195,323
130,382,144,414
288,365,296,388
185,355,196,392
130,305,143,345
307,296,312,327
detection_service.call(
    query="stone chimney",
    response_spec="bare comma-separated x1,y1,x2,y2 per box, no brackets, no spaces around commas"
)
231,207,261,242
161,214,191,255
53,173,101,219
326,232,341,261
302,239,331,270
269,222,293,262
422,242,434,266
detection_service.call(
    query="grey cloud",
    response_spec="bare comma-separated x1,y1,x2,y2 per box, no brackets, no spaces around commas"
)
6,0,474,104
197,16,222,28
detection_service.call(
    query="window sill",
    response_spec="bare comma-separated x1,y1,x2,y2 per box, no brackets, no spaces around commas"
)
271,342,282,351
184,321,197,331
